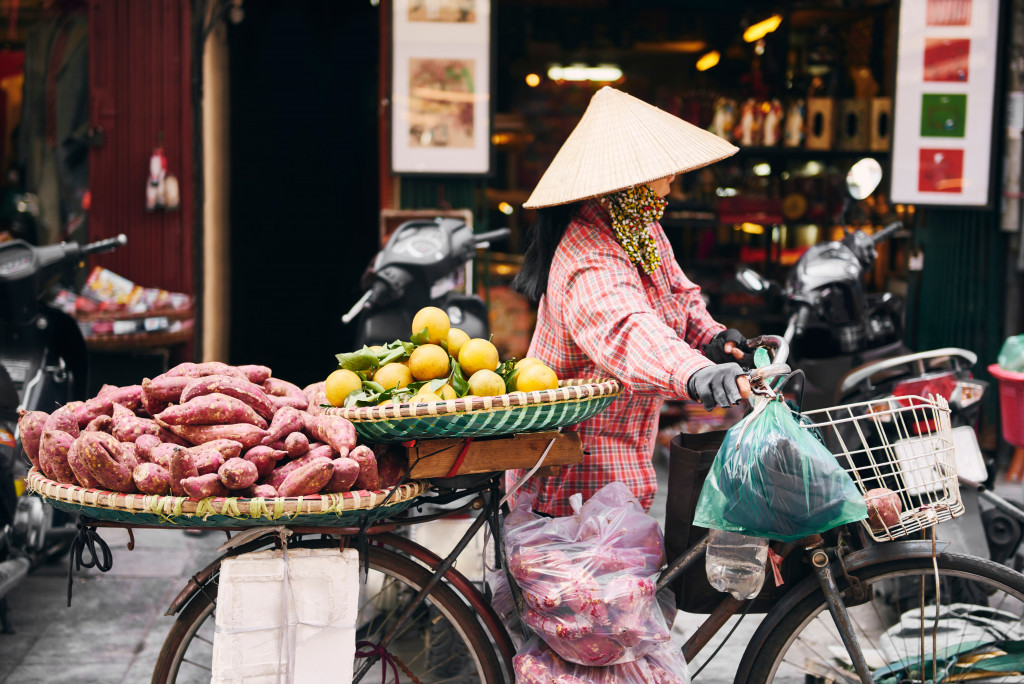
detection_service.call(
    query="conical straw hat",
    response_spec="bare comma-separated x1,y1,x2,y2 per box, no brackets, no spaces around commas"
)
523,87,738,209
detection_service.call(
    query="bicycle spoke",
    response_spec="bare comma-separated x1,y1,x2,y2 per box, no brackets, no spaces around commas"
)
180,658,212,672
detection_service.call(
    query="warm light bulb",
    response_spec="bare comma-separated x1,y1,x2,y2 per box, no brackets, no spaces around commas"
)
696,51,720,72
525,73,541,87
743,15,782,43
498,202,514,215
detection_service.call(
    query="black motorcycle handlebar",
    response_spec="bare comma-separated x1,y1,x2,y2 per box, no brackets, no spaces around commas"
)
872,221,902,244
473,228,510,244
82,233,127,256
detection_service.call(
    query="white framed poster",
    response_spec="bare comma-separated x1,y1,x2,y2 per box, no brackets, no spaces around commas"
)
390,0,492,175
891,0,1003,207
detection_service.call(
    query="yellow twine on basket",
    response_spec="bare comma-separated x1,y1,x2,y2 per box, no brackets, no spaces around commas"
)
246,497,269,519
221,497,242,518
195,498,215,520
272,498,286,520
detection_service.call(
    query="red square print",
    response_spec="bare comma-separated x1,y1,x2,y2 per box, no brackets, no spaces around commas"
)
924,38,970,82
919,148,965,193
927,0,972,25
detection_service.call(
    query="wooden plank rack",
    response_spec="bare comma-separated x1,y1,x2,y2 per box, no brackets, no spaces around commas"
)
401,431,583,479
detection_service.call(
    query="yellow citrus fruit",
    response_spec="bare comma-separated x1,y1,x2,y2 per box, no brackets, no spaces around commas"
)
411,388,442,403
516,364,559,392
408,343,450,381
412,306,450,345
446,328,470,359
459,338,500,376
515,357,544,372
325,369,363,406
437,384,457,400
378,398,397,406
467,369,506,397
373,362,412,390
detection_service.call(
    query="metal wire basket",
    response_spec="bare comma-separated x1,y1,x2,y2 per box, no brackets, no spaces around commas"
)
798,394,961,542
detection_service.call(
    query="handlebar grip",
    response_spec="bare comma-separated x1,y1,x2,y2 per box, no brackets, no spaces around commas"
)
872,221,902,244
743,334,790,366
473,228,511,244
82,233,127,256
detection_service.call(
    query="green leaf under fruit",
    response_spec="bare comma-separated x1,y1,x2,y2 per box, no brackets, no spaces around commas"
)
336,346,380,372
503,369,519,393
410,327,431,346
448,359,469,397
363,380,386,394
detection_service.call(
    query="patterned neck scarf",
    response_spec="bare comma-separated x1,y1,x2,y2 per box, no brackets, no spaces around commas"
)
602,184,666,274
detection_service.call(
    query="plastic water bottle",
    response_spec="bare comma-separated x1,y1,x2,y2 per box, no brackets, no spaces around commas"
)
705,529,768,600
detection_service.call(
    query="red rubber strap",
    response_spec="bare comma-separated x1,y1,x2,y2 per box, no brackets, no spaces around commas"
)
444,437,474,478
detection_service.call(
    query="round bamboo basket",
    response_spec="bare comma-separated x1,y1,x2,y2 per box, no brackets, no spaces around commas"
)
27,469,429,528
325,378,623,443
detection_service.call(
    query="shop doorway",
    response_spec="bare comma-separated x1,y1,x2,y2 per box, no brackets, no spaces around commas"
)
227,0,380,387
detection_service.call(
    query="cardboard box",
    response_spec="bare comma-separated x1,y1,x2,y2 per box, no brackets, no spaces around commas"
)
870,97,892,152
838,99,870,150
212,547,358,683
805,98,835,150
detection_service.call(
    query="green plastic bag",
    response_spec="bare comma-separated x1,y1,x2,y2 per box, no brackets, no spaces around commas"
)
693,397,868,541
999,334,1024,372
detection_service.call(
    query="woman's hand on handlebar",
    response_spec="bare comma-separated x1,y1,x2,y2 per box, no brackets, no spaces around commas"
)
704,328,753,367
687,362,752,410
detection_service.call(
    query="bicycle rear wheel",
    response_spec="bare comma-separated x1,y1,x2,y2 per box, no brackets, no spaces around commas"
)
151,545,505,683
740,552,1024,683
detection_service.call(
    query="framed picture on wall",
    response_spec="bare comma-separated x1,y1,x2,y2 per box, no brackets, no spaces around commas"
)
390,0,492,175
890,0,1004,207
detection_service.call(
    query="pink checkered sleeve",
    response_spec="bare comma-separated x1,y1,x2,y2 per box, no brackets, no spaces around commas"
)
562,241,715,400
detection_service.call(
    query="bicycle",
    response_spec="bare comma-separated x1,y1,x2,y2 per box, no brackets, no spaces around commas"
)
138,335,1024,683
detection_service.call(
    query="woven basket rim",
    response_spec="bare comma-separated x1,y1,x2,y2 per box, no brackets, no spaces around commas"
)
326,378,622,424
26,469,430,522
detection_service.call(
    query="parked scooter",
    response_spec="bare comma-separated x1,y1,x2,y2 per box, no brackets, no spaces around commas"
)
0,233,126,630
342,217,509,347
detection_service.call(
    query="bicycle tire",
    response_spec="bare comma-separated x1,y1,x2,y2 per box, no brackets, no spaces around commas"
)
151,545,506,683
738,552,1024,683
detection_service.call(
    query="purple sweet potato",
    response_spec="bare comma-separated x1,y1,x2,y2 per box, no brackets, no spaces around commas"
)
218,458,259,490
303,382,327,417
104,385,144,412
263,451,325,489
181,375,277,421
243,483,279,498
348,445,379,491
166,361,246,380
305,414,357,457
17,410,48,468
143,375,191,402
156,393,268,429
277,457,333,497
284,432,309,458
322,457,360,494
43,405,80,438
168,447,198,497
85,414,114,433
263,378,308,411
135,434,161,462
376,449,409,489
263,407,307,445
190,448,225,476
148,443,179,470
38,430,76,483
111,403,162,442
79,432,134,492
96,384,119,397
133,462,172,495
118,441,140,472
196,439,244,461
73,396,114,428
244,445,286,479
67,437,100,488
181,473,229,500
238,364,272,385
162,423,267,450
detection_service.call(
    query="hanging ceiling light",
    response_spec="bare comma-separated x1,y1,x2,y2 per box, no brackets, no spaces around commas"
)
547,64,623,82
696,51,720,72
743,15,782,43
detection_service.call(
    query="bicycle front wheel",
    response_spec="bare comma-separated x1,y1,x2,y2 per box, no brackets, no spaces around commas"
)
740,552,1024,683
151,545,505,683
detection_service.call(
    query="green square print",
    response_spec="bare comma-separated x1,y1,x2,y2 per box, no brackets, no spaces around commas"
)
921,93,967,137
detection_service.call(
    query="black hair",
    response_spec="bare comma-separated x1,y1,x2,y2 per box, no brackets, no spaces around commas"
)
511,202,582,302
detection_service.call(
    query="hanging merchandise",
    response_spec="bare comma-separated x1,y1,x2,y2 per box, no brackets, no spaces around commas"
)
693,396,868,541
145,146,179,211
505,482,672,667
514,636,691,684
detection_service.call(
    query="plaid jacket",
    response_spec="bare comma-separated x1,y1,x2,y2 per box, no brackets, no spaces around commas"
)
507,199,724,516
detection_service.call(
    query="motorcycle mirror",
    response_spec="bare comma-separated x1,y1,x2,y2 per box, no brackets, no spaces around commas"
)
737,267,771,293
845,158,883,200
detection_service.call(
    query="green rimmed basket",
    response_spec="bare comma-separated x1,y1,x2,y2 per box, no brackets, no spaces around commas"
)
325,378,623,443
26,469,429,528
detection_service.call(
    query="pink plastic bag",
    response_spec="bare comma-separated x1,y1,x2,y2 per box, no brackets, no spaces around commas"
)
513,636,690,684
505,482,671,666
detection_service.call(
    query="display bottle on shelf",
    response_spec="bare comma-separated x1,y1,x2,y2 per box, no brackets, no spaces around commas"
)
705,528,769,600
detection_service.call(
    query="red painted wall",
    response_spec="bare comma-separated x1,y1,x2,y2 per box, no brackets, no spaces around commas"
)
87,0,194,296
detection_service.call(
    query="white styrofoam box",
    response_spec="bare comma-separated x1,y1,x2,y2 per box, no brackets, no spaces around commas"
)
212,547,358,684
891,425,985,495
410,516,487,582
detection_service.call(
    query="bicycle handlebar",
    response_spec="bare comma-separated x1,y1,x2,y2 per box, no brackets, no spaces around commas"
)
872,221,902,245
82,233,127,256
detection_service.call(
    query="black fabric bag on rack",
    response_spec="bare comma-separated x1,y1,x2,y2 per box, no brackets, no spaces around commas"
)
664,431,812,614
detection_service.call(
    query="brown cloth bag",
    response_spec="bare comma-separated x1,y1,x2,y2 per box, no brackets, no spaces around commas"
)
664,431,810,614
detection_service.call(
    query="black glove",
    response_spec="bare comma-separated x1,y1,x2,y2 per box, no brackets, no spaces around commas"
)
703,329,752,366
687,363,746,410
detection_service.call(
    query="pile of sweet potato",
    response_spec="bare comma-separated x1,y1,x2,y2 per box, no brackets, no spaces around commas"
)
20,361,404,500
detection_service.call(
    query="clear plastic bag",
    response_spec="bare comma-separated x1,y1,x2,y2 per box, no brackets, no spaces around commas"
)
999,334,1024,372
693,397,868,541
514,636,691,684
505,482,671,666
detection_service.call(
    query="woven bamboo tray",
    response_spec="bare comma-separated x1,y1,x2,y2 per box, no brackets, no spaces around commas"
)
325,378,623,443
27,469,429,528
